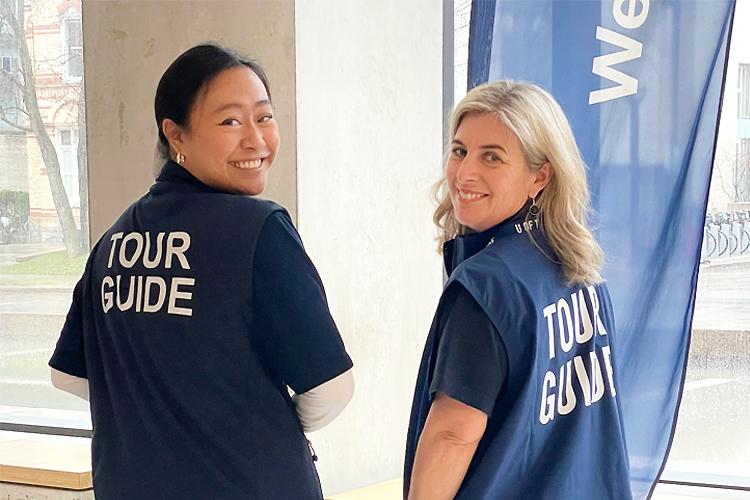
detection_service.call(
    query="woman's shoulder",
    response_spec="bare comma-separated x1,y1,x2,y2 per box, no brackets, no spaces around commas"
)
448,250,521,304
219,194,286,215
450,238,562,302
454,240,529,283
206,195,291,230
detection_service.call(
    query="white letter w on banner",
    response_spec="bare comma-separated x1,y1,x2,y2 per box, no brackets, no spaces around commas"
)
588,26,643,105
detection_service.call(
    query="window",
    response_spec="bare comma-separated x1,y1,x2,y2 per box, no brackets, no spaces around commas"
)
739,63,750,120
0,7,22,129
0,0,89,435
740,138,750,203
741,138,750,168
454,0,471,105
61,12,83,80
0,55,19,127
56,129,79,207
0,0,16,36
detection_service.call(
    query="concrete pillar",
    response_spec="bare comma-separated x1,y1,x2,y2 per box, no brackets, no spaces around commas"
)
83,0,297,241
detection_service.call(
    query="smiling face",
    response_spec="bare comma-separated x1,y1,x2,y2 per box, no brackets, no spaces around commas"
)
447,112,551,232
162,66,280,195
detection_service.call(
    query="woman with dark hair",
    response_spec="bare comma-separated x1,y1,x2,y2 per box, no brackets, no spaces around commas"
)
49,44,353,500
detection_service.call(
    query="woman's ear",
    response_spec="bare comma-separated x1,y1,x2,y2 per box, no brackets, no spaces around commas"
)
531,162,554,197
161,119,184,155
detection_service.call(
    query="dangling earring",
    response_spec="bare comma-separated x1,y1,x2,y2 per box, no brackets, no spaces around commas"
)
175,152,185,165
529,193,540,217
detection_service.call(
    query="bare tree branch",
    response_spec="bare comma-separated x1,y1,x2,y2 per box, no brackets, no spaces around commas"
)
4,104,29,118
714,141,750,204
714,146,734,201
0,106,32,132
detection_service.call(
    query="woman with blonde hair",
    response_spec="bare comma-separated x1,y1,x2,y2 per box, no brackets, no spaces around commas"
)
404,81,632,499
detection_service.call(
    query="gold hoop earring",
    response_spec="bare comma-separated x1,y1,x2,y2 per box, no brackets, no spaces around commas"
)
175,153,185,165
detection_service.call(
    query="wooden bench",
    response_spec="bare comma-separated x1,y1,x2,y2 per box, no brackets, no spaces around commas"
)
0,430,93,498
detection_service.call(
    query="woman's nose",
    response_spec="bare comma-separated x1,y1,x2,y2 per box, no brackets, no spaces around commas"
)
455,156,479,182
241,123,266,149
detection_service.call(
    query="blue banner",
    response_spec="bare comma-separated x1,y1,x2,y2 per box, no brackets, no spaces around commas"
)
468,1,735,497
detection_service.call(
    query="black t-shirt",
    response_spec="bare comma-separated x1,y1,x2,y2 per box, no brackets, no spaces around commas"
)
49,161,352,500
253,210,352,393
429,283,508,416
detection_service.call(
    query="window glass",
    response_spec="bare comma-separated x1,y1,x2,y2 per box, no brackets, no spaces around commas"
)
0,0,89,431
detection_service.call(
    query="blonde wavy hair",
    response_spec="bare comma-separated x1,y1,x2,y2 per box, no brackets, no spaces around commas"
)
434,80,604,286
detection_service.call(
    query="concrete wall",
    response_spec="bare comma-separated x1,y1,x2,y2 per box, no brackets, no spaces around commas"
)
82,0,297,241
295,0,445,494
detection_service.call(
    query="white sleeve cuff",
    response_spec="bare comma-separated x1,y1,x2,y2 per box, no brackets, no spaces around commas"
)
292,368,354,433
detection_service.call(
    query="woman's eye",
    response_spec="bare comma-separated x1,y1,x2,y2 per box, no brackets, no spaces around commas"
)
258,114,274,123
221,118,241,126
484,152,502,162
451,147,466,158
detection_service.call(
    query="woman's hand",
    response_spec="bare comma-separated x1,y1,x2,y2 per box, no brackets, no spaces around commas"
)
408,393,488,500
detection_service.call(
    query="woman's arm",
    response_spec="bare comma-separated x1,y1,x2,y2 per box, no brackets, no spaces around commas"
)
252,211,353,423
50,367,89,401
293,368,354,432
408,393,488,500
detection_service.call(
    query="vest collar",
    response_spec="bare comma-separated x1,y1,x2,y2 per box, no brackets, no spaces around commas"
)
443,200,540,276
152,160,221,195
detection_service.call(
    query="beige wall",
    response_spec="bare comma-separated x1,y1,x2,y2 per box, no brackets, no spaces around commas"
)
296,0,444,494
83,0,297,241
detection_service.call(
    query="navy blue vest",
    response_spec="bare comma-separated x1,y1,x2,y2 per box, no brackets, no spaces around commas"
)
405,208,632,499
79,162,323,499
